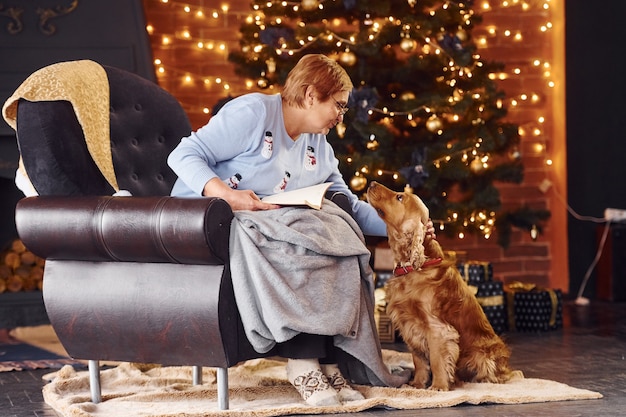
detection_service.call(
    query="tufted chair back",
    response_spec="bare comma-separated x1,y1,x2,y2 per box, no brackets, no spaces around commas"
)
15,64,191,197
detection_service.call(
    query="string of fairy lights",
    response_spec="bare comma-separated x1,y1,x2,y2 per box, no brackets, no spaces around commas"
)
146,0,557,239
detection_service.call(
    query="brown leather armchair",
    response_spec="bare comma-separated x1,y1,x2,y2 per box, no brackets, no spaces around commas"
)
5,61,352,410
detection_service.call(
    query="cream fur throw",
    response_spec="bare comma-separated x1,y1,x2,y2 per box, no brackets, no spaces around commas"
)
42,350,602,417
2,60,118,192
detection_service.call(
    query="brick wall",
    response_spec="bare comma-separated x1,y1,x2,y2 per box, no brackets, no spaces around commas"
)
143,0,567,291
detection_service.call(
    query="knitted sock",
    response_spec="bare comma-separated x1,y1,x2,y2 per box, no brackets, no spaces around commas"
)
286,359,341,406
321,364,365,402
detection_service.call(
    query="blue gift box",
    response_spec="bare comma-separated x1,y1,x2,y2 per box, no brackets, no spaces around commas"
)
470,281,508,334
458,261,493,285
505,283,563,332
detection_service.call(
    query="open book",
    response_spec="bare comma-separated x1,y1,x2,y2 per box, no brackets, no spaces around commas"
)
261,182,333,210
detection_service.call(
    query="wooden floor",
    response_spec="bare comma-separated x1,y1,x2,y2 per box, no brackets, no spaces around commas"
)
1,299,625,417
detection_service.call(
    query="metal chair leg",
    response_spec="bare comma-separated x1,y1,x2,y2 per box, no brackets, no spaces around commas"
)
192,365,202,385
88,360,101,403
216,367,229,410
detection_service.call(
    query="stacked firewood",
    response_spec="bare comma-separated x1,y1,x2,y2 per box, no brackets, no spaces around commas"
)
0,239,45,293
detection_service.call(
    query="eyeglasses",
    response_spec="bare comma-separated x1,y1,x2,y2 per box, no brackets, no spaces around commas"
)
332,96,349,115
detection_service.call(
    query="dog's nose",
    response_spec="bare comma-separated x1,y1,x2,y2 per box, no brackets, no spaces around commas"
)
368,181,378,191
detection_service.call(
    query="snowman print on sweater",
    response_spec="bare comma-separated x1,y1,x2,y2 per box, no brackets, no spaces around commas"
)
262,131,273,159
273,171,291,193
225,173,242,189
305,145,317,171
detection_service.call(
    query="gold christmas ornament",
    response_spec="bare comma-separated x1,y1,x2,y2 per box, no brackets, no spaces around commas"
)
265,58,276,74
335,122,347,138
339,50,357,66
401,91,416,101
509,148,521,161
366,139,379,151
456,29,468,42
257,77,269,89
530,224,538,241
400,37,417,52
470,157,483,173
426,115,442,132
301,0,319,11
350,175,367,192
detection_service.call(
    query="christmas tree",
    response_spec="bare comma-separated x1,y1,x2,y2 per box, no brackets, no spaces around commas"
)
228,0,549,247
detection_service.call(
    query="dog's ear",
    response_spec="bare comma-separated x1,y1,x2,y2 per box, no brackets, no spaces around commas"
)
411,194,430,225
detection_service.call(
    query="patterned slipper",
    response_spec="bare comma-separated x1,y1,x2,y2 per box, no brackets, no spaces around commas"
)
286,359,341,406
322,364,365,402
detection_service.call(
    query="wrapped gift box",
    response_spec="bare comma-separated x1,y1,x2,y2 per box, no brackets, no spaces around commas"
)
458,261,493,285
374,288,396,343
374,271,393,289
471,281,508,334
373,247,394,271
443,250,467,263
505,283,563,332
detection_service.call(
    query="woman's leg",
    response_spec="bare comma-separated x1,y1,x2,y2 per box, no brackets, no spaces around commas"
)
278,334,364,404
278,334,340,406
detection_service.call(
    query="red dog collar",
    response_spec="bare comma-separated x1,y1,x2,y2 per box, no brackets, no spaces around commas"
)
393,257,443,276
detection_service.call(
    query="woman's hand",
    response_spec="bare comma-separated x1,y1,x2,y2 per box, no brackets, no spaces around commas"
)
221,189,281,211
426,219,437,240
202,178,280,211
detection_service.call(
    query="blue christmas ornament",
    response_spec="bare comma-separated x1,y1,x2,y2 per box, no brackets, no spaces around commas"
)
259,27,295,48
349,87,378,123
399,148,430,189
439,33,463,53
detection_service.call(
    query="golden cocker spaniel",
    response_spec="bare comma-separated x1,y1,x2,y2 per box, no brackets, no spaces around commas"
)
367,181,521,391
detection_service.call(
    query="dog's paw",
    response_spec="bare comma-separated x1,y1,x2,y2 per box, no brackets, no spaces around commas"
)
410,368,430,389
409,379,427,389
428,383,450,392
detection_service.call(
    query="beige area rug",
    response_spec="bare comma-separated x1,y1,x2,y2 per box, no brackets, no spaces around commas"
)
11,325,71,357
42,350,602,417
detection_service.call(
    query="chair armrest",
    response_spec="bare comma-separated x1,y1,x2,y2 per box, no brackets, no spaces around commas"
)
15,196,233,265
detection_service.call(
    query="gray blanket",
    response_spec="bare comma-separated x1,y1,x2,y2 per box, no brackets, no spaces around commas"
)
229,200,409,387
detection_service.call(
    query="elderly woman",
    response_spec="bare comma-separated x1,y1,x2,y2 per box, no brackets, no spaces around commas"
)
168,54,415,406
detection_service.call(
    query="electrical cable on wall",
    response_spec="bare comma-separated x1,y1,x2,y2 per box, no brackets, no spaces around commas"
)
545,180,614,306
574,220,612,306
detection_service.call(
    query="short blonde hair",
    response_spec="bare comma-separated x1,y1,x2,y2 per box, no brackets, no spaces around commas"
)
282,54,353,108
